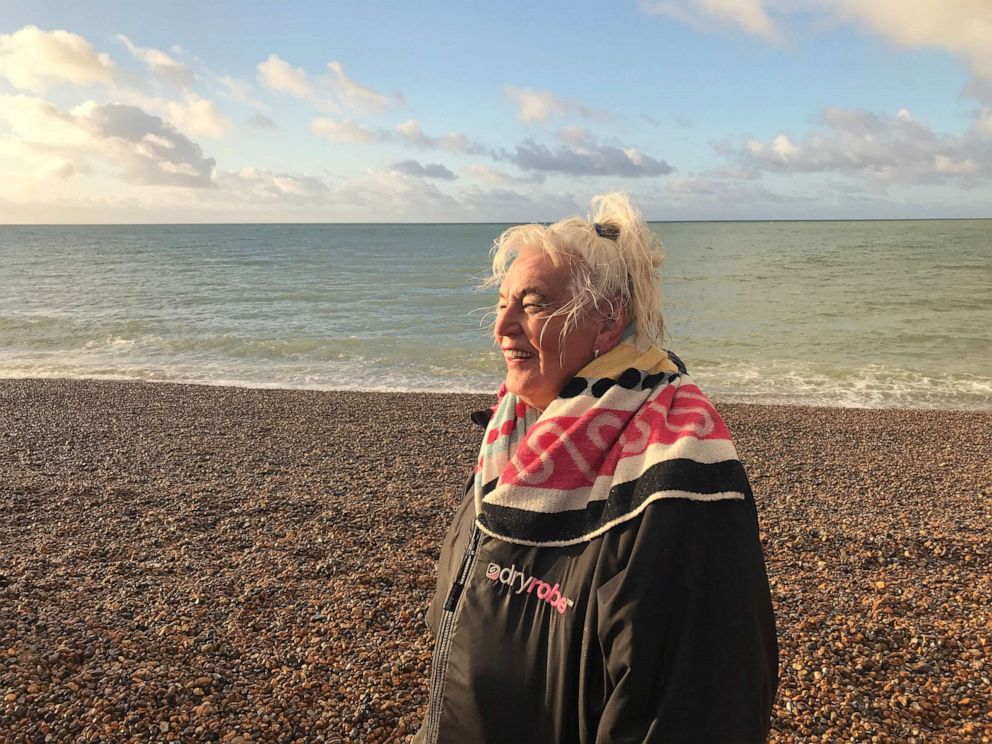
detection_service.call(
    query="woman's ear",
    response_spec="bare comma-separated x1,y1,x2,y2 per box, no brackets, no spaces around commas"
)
595,302,628,353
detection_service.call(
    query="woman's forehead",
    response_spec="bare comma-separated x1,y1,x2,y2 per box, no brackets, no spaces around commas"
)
499,248,571,295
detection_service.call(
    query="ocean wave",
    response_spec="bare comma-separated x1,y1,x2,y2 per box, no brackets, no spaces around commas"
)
691,361,992,410
1,357,989,410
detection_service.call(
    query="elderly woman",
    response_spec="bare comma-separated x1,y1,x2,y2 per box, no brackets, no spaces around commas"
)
413,193,777,743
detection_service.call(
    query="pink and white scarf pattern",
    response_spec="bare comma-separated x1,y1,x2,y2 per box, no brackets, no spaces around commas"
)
473,342,749,547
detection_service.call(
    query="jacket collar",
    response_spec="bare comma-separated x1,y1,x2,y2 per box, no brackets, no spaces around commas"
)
470,409,494,428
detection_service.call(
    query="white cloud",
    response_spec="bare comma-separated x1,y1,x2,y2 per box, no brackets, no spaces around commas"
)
395,119,431,146
215,167,329,202
722,106,992,185
216,75,266,108
978,108,992,137
394,119,471,152
257,54,311,98
831,0,992,81
668,174,785,201
77,101,216,186
0,26,114,91
638,0,781,42
771,133,799,159
0,94,215,188
49,160,82,179
332,169,461,218
641,1,992,80
80,88,231,140
166,93,230,138
324,61,395,113
0,94,94,148
456,188,583,222
116,34,193,87
209,167,460,217
465,165,545,185
309,117,472,150
257,55,400,115
388,160,457,180
503,86,607,123
964,77,992,105
311,116,385,143
558,126,595,146
932,154,977,175
247,113,276,130
498,137,673,177
651,175,830,220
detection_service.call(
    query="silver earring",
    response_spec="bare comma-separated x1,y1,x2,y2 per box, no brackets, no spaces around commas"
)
593,347,600,359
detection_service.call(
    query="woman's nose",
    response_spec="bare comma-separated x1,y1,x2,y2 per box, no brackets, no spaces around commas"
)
494,303,520,338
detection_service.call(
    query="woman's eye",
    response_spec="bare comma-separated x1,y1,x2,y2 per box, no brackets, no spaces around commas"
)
497,299,546,315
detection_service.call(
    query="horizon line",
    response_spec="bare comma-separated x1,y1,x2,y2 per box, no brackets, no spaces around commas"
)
1,216,990,227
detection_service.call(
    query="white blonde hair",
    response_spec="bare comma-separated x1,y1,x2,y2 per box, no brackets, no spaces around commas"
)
483,192,665,349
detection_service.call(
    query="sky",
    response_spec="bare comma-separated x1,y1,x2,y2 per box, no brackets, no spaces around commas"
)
0,0,990,223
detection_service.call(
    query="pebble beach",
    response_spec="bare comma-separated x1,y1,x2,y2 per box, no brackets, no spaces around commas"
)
1,378,989,743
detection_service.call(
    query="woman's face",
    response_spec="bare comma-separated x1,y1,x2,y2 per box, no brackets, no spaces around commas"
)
495,247,601,410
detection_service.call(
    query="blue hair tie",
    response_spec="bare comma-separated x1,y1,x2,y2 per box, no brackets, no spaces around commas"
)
593,222,619,240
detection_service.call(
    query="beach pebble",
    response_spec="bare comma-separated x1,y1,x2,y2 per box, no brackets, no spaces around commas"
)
0,379,989,742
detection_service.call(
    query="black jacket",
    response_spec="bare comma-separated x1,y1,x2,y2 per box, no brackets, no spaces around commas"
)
414,413,778,743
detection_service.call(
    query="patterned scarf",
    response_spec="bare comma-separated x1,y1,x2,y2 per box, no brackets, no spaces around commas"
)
473,341,750,547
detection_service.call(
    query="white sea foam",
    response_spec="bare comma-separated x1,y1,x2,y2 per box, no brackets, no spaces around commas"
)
1,355,989,409
691,361,992,410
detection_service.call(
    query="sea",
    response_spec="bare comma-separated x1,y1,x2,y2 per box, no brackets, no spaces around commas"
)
1,221,989,410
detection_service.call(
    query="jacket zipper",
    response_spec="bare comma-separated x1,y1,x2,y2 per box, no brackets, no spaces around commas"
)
425,525,482,743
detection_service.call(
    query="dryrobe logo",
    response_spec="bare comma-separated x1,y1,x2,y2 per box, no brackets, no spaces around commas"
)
485,562,575,615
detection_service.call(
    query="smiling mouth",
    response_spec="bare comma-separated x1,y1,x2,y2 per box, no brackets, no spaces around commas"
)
504,350,535,361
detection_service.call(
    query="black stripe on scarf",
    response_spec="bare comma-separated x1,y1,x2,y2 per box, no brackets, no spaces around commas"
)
479,458,751,545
